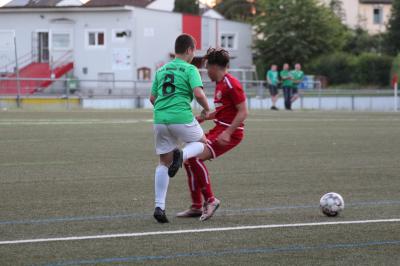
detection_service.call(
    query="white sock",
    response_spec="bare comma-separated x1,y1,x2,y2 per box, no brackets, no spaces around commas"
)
154,165,169,210
183,142,204,161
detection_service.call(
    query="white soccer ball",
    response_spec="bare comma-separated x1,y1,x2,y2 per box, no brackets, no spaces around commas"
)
319,192,344,217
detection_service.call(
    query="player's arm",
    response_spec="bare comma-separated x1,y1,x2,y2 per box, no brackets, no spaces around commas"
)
193,87,210,115
196,110,216,124
225,101,248,135
189,67,210,117
149,94,156,106
266,72,271,84
149,73,158,106
298,73,305,83
217,101,248,145
294,74,304,84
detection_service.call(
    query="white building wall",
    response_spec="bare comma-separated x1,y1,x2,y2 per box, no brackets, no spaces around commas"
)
0,9,135,82
0,7,253,94
201,17,217,51
70,10,135,82
358,3,392,34
342,0,359,28
320,0,393,33
218,20,252,68
133,8,181,78
0,13,44,68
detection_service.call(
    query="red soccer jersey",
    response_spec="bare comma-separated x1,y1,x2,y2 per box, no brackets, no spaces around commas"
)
213,73,246,128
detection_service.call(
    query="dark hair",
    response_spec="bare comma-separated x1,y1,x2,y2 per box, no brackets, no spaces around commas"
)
204,48,230,68
175,34,196,54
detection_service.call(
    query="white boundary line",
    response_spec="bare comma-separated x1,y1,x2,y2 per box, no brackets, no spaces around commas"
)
0,119,153,126
1,117,400,126
1,218,399,246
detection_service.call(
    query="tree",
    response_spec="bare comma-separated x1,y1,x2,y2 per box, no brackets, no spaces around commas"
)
254,0,348,70
384,0,400,55
173,0,199,15
328,0,346,22
215,0,257,22
343,27,381,55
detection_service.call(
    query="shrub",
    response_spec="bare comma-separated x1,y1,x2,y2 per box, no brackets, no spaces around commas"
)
307,53,356,85
354,53,393,86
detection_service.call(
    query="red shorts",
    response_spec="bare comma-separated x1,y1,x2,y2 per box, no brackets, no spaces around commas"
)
205,124,244,159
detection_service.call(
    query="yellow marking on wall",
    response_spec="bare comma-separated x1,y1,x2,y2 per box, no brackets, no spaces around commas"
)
21,98,80,105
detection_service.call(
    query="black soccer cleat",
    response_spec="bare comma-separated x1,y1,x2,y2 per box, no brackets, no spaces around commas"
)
153,207,169,223
168,148,183,178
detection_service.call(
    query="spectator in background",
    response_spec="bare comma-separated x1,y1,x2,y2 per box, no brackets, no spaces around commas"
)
266,64,280,110
280,63,293,110
291,63,304,104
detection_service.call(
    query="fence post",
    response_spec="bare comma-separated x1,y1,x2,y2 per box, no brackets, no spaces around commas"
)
259,81,264,109
13,36,22,108
318,89,322,110
300,94,304,109
395,82,398,112
393,75,398,112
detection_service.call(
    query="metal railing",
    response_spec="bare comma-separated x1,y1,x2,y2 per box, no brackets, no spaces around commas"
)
51,50,73,71
1,50,73,76
0,77,398,111
0,51,35,75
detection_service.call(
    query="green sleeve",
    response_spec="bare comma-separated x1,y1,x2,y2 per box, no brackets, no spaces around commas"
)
151,73,158,97
188,66,203,90
295,71,304,82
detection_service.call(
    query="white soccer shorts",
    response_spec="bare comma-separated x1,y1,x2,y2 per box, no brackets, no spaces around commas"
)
153,119,204,155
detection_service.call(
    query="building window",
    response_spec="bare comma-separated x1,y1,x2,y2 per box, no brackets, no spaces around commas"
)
373,8,383,25
220,33,236,49
87,30,105,48
112,29,130,43
52,32,71,50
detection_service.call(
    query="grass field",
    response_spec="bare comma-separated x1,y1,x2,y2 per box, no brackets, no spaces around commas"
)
0,110,399,265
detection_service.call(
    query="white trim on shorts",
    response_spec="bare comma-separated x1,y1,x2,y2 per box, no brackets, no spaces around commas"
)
214,119,244,130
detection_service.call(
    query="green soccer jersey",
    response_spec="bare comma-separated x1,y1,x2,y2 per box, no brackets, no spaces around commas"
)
151,58,203,124
267,70,279,86
280,70,293,87
291,70,304,88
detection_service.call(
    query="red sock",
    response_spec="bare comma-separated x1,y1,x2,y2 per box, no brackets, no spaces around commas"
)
188,158,215,203
184,162,202,209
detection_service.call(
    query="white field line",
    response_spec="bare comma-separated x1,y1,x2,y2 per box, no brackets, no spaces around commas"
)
0,119,154,126
1,218,399,246
246,118,400,122
1,117,400,126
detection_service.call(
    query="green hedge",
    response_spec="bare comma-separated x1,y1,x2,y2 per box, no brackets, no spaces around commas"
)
307,53,356,84
354,53,393,86
309,53,393,86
